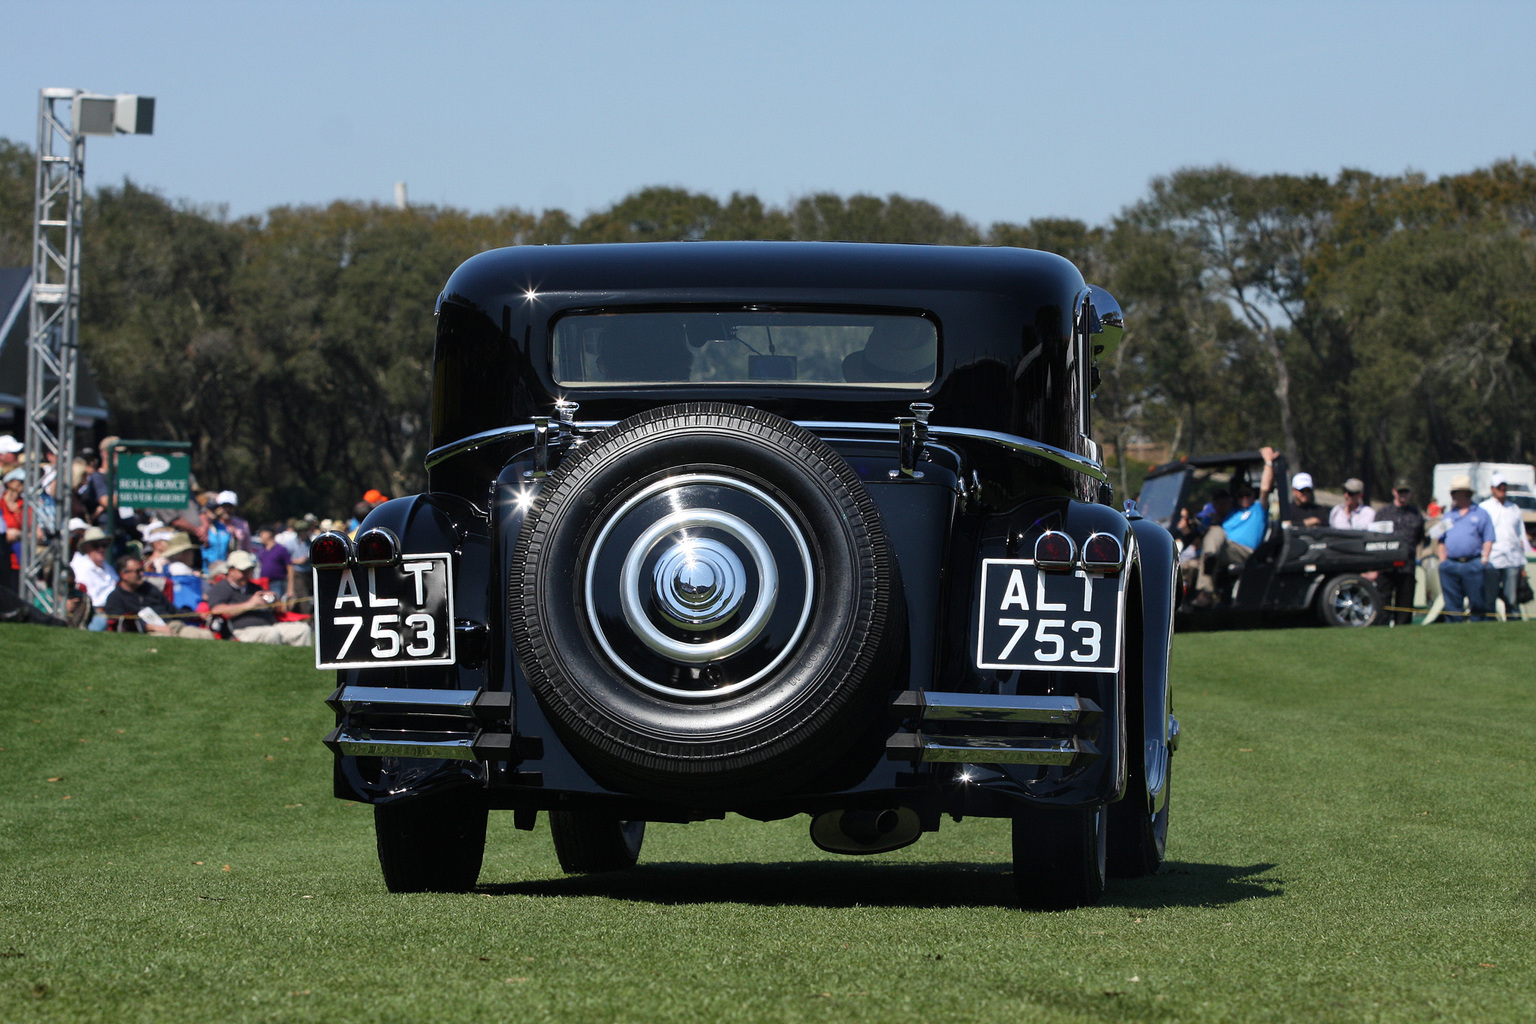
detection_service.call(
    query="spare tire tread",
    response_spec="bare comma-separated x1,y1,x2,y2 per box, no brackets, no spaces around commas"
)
511,403,903,800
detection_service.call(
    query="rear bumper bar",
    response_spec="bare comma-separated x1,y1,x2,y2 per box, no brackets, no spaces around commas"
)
324,686,537,761
885,690,1103,766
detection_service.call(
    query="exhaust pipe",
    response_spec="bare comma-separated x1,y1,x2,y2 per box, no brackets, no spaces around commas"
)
809,806,922,855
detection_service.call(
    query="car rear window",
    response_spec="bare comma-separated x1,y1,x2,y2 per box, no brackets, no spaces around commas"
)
551,311,937,388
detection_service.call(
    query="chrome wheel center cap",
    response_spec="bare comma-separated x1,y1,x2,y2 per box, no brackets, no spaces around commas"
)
653,537,746,630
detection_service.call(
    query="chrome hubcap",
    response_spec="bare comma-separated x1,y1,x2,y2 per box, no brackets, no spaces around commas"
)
652,536,748,630
585,473,814,699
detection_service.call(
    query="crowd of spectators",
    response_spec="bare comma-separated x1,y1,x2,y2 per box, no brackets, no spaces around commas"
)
0,430,391,644
1170,456,1535,622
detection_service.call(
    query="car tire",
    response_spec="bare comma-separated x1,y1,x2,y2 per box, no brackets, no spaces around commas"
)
549,812,645,873
1108,767,1169,878
374,791,487,893
512,403,905,803
1316,573,1380,627
1012,804,1108,910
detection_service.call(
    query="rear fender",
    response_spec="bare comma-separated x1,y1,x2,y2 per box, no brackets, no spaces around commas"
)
1128,515,1177,809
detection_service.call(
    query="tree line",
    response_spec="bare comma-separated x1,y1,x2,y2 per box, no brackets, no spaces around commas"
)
2,136,1533,521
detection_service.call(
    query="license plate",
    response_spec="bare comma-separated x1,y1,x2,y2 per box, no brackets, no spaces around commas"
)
314,555,456,670
974,559,1124,673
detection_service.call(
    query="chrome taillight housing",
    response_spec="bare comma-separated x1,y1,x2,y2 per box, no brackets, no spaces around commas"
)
1081,532,1126,574
353,527,401,568
309,531,353,569
1034,530,1076,571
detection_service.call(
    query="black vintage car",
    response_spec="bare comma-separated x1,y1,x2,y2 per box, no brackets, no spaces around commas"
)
311,242,1179,910
1138,451,1411,627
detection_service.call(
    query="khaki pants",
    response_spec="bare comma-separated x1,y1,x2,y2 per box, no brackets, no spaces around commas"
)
234,621,313,647
1196,526,1253,595
166,621,216,640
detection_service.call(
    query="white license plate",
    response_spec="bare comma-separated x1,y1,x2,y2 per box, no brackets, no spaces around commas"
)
314,554,456,670
974,559,1124,673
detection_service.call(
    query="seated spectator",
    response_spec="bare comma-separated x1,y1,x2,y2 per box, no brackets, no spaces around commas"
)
1329,478,1376,530
1,467,22,597
104,555,215,639
1287,472,1329,528
207,550,311,646
69,527,119,630
255,524,293,601
1192,459,1275,607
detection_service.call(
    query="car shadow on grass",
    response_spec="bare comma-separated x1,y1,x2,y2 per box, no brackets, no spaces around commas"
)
479,859,1281,910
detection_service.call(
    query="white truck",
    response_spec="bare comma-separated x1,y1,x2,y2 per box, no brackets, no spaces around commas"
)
1431,462,1536,512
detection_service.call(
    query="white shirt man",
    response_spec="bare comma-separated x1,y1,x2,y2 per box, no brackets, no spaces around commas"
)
1328,478,1376,531
1480,476,1526,570
69,527,119,609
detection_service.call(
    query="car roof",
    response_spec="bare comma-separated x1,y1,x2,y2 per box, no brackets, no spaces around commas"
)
439,240,1084,309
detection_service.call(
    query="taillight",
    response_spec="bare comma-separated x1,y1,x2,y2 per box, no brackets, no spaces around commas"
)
309,531,353,569
354,527,401,568
1082,533,1125,574
1034,531,1076,571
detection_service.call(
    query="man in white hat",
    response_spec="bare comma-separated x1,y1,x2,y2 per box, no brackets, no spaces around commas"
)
1480,473,1527,620
1436,475,1496,622
1286,472,1329,529
207,549,311,646
68,526,118,630
0,434,22,473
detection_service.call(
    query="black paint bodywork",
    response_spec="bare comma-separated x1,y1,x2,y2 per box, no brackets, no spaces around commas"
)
329,242,1176,833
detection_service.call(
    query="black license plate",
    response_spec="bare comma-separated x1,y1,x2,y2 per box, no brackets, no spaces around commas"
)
974,559,1124,673
314,555,456,669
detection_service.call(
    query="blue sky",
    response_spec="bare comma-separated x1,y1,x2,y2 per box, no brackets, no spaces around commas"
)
3,1,1533,228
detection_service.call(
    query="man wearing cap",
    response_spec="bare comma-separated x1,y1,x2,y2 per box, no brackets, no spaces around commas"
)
207,550,311,646
104,555,215,639
1436,475,1496,622
69,526,119,630
1287,472,1329,529
1375,479,1427,625
0,434,22,472
1480,474,1527,621
1329,478,1376,530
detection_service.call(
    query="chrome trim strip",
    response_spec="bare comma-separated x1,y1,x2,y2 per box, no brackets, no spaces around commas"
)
328,686,480,717
425,424,537,469
798,422,1107,482
427,420,1106,483
913,692,1101,725
911,736,1096,766
331,729,479,761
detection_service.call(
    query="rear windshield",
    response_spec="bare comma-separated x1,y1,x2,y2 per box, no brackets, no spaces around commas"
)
552,311,937,388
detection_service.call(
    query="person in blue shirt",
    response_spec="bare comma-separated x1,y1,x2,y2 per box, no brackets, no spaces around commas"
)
1435,474,1496,622
1192,452,1276,607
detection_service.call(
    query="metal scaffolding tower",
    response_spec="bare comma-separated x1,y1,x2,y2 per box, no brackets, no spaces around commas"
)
20,89,152,615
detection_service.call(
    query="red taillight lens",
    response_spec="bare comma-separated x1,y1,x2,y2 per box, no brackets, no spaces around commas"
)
1034,531,1076,570
354,527,400,567
1082,533,1125,573
309,531,353,569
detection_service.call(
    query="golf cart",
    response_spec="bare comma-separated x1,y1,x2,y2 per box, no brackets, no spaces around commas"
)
1138,451,1411,628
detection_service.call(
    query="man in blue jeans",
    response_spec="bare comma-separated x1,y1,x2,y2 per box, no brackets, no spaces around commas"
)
1436,474,1495,622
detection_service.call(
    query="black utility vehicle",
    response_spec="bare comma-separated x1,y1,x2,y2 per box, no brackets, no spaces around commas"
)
1138,451,1410,628
312,242,1179,910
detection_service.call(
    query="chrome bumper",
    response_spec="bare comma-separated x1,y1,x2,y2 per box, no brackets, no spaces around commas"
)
323,686,534,761
886,690,1103,766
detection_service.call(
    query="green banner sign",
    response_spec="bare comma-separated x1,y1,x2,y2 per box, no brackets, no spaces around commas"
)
117,451,191,509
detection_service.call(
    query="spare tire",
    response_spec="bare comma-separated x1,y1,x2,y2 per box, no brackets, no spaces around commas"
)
511,403,904,802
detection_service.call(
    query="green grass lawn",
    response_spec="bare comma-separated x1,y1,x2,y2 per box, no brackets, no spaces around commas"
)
1,623,1533,1023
